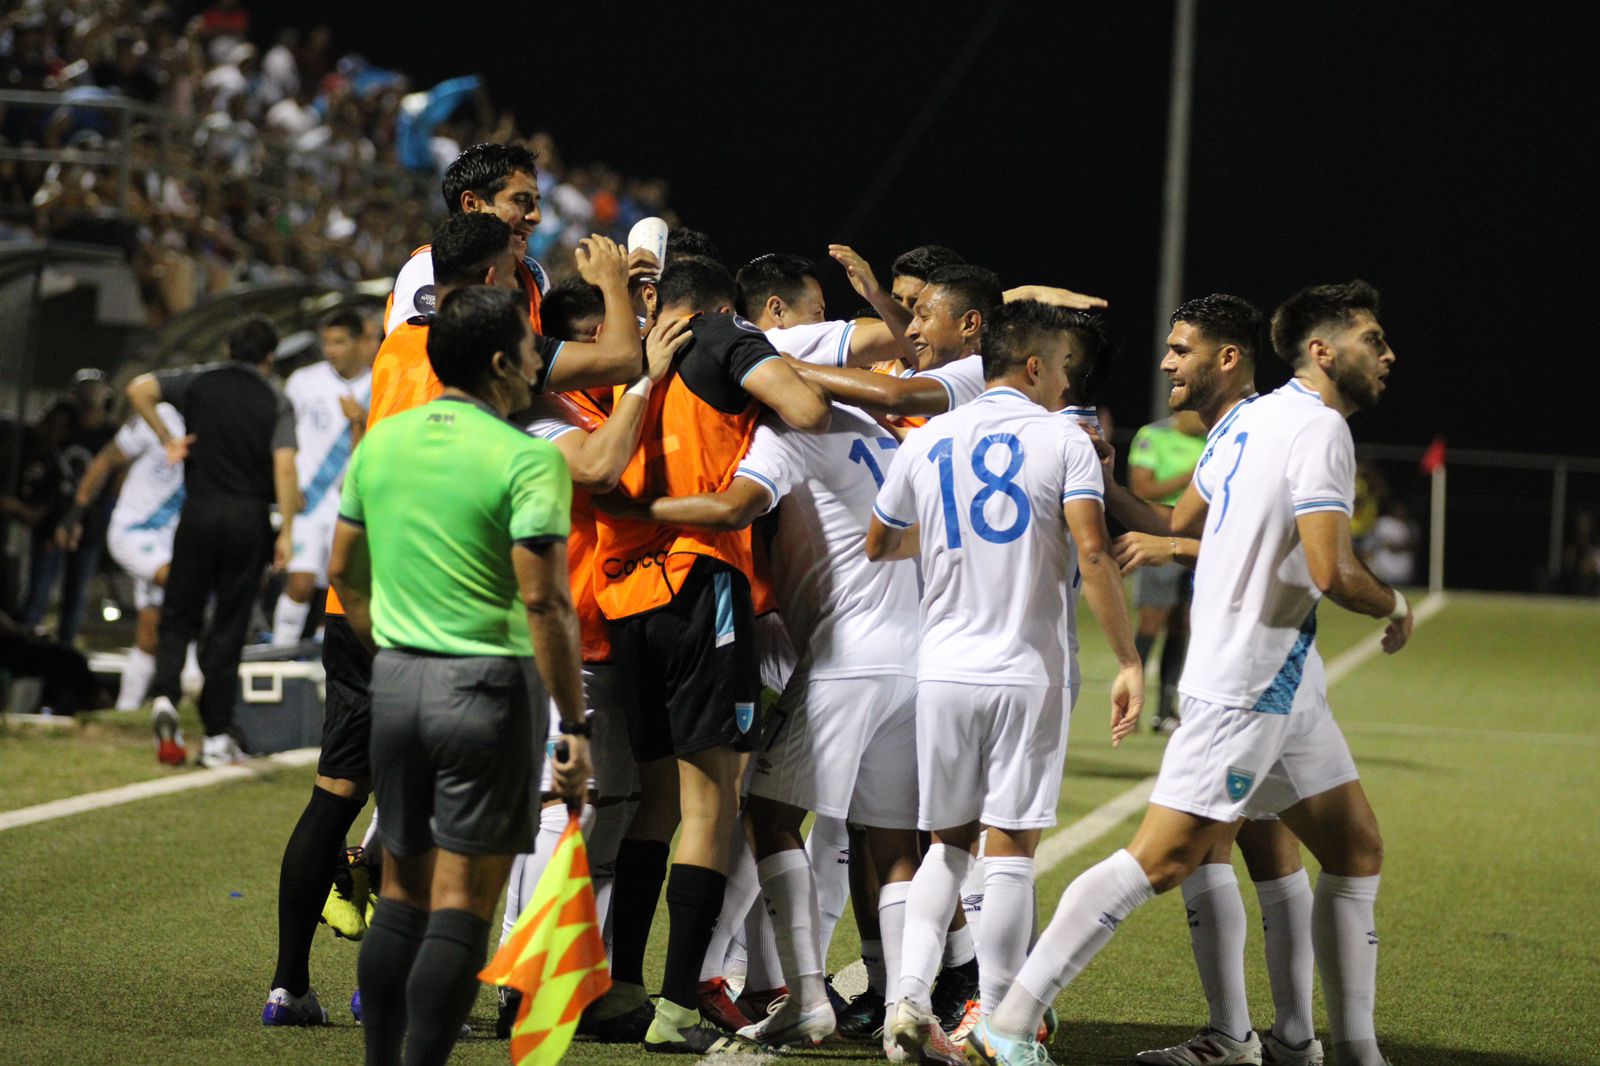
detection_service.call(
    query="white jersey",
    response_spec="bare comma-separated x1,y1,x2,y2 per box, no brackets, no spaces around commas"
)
907,355,985,411
386,248,550,334
765,320,858,367
735,406,921,679
873,386,1104,688
284,361,372,520
1181,380,1356,712
1061,405,1101,434
108,404,186,538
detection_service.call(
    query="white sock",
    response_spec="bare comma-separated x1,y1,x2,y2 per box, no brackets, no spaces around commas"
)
805,814,851,961
944,921,976,968
861,939,886,995
991,849,1154,1040
116,647,155,710
878,881,910,1013
500,804,569,943
757,850,825,1007
745,884,786,994
360,807,379,850
1313,871,1382,1060
180,643,202,693
702,831,761,981
962,830,987,947
1181,862,1252,1041
587,801,629,953
271,595,310,646
979,856,1035,1017
898,843,972,1008
1256,869,1315,1046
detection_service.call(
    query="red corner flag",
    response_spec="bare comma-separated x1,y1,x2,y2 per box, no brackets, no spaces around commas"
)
480,812,610,1066
1419,436,1447,475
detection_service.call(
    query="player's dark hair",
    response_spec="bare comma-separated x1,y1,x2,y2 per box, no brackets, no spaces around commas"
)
428,286,528,390
657,255,738,315
1171,293,1263,366
892,244,964,281
541,278,606,341
319,308,365,338
431,213,512,289
441,142,540,214
926,264,1002,323
981,301,1119,402
227,314,279,364
1270,280,1381,367
667,227,723,266
734,253,818,318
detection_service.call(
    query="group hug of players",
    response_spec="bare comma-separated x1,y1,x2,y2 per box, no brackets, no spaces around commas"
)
204,142,1408,1066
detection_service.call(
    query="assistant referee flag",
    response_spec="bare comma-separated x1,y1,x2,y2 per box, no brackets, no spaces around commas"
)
479,812,610,1066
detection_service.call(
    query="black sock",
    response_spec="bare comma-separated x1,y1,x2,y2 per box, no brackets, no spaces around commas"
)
358,898,428,1066
271,785,365,994
402,908,490,1066
1159,629,1187,714
660,863,727,1010
609,839,670,987
1135,632,1156,666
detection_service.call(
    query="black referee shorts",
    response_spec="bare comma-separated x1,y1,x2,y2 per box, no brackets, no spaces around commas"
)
317,614,373,782
608,556,760,763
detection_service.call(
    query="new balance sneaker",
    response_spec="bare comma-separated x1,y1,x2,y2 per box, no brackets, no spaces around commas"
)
1260,1031,1324,1066
966,1018,1057,1066
1133,1027,1263,1065
952,999,983,1043
151,696,186,765
197,732,249,768
322,846,370,940
644,998,755,1054
696,977,753,1032
887,999,966,1066
262,986,328,1027
837,986,887,1041
737,997,835,1048
930,958,980,1032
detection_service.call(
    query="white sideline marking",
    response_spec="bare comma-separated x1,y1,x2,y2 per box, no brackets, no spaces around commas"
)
0,747,319,833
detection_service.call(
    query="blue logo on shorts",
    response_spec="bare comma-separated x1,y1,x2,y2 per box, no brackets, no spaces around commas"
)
1225,767,1256,801
735,701,755,734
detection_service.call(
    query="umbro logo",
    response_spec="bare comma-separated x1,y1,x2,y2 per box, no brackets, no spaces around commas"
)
1097,912,1122,932
1367,930,1379,945
1186,907,1199,928
961,894,984,913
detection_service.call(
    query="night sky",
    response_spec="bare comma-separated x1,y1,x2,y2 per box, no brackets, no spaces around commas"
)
257,1,1593,457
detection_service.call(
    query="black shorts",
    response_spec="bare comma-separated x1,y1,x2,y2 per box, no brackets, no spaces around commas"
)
317,614,373,781
608,556,760,763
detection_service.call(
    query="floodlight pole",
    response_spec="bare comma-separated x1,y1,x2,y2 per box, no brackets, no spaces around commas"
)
1150,0,1197,423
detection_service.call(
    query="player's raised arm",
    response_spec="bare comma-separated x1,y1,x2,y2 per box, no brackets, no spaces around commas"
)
790,361,949,417
827,244,916,364
1298,510,1413,652
544,235,646,391
1064,498,1144,745
1003,284,1109,310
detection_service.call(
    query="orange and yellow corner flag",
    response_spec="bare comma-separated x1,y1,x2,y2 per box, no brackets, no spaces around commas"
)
480,812,611,1066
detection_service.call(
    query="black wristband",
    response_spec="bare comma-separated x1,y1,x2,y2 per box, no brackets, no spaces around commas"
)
557,719,591,737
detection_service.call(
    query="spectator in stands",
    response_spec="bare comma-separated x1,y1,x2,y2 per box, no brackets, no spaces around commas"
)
1560,508,1600,596
1364,499,1419,587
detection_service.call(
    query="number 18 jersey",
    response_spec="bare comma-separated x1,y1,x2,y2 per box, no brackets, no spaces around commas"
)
873,386,1104,689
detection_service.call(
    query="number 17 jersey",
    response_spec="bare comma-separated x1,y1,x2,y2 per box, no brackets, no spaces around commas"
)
873,386,1105,689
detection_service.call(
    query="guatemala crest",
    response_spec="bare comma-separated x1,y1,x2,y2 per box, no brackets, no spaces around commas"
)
735,701,755,734
1225,766,1256,801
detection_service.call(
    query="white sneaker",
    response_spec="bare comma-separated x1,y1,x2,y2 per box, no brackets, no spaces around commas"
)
737,998,835,1047
151,696,187,765
198,733,250,768
1260,1031,1324,1066
1133,1027,1263,1065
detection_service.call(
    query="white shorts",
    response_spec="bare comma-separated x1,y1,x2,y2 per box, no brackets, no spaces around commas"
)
108,525,174,604
916,681,1074,832
537,662,638,799
756,611,798,695
748,672,919,829
288,508,336,584
1150,680,1360,822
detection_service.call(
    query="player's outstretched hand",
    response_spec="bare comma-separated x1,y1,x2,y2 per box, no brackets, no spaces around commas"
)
828,244,881,300
575,235,629,289
338,395,365,425
1381,608,1414,654
1110,663,1144,747
1006,284,1110,310
644,316,693,381
550,735,591,806
1114,532,1172,574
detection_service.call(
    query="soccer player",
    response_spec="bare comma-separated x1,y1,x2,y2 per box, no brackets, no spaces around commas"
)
270,310,375,646
591,254,829,1053
736,247,916,367
889,244,965,311
867,300,1143,1066
969,281,1410,1066
60,401,187,709
333,284,590,1066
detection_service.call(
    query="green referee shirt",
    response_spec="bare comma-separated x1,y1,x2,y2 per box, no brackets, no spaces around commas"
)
1128,417,1206,506
339,394,572,657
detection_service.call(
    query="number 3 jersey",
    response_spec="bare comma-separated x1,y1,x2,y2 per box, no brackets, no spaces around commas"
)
873,386,1104,689
1181,380,1356,713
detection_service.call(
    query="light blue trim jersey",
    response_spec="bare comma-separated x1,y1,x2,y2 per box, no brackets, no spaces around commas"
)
285,361,373,519
108,404,186,538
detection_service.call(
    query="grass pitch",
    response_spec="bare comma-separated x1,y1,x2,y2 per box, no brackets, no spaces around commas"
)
0,592,1596,1065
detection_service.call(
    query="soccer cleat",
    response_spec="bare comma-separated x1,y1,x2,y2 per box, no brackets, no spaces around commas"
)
151,696,186,765
1260,1031,1324,1066
1039,1006,1059,1044
1132,1027,1263,1065
197,732,249,768
644,999,756,1054
351,987,362,1022
965,1018,1057,1066
734,984,788,1021
262,986,328,1027
496,987,523,1039
322,847,370,940
888,998,967,1066
578,999,656,1042
930,959,981,1032
952,999,983,1043
884,1032,909,1062
737,997,836,1047
696,977,754,1032
837,986,888,1041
